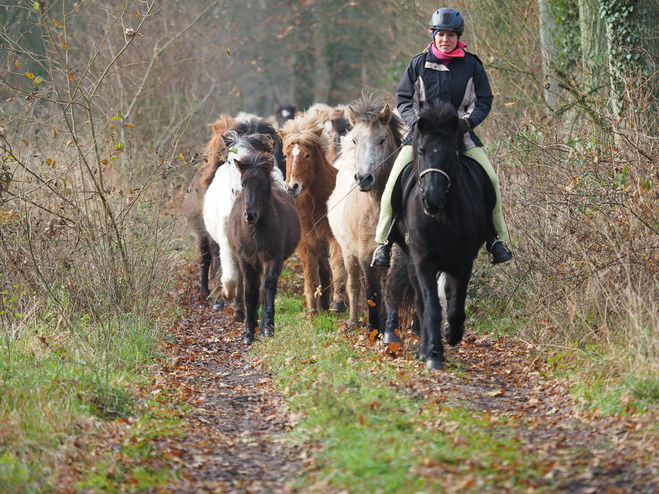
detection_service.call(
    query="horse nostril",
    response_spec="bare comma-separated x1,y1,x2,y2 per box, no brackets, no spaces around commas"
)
244,211,257,223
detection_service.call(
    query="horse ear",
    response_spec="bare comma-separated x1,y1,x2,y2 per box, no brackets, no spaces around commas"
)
347,106,358,127
274,103,281,113
379,104,392,125
221,134,231,147
234,158,248,174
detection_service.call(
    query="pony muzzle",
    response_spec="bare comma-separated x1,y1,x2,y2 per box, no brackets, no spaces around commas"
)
287,182,302,198
244,210,258,223
355,173,375,191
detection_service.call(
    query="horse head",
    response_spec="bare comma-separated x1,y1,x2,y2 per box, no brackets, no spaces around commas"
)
280,114,329,199
348,95,404,193
413,101,463,216
234,151,274,224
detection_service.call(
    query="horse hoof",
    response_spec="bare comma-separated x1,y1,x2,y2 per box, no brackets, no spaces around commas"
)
331,301,348,313
234,310,245,323
212,299,224,311
426,359,445,370
261,327,274,338
383,331,401,345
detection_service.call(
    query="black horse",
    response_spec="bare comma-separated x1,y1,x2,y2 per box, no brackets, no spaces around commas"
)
384,100,496,369
227,151,301,345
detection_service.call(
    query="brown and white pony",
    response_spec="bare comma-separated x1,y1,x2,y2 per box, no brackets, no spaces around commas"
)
279,113,348,314
181,114,234,304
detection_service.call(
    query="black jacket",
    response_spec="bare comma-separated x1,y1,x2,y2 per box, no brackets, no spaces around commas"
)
396,47,493,149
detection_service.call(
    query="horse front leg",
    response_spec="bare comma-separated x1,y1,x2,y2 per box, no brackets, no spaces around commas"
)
199,234,212,299
299,243,321,315
260,261,283,338
442,268,472,347
209,238,224,310
328,237,348,313
346,255,361,329
360,261,382,333
412,258,444,369
318,255,331,312
241,263,260,345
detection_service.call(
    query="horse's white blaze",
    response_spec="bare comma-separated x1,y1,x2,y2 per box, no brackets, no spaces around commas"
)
288,143,301,187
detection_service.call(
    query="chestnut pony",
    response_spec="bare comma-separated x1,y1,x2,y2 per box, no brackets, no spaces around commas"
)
279,113,348,314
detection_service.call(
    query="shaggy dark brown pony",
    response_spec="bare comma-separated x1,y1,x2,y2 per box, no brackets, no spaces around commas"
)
227,152,301,345
181,114,234,303
279,113,348,314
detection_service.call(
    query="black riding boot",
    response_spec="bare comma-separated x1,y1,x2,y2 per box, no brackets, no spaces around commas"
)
490,239,512,264
371,243,391,268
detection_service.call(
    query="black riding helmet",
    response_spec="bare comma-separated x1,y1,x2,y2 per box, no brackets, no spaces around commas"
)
429,8,464,37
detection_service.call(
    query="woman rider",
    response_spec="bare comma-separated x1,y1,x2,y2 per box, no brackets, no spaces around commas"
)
371,7,512,267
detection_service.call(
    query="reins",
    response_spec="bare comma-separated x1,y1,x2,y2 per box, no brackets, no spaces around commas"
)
306,133,412,237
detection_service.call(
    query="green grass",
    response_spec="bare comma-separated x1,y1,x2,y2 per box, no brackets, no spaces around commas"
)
0,305,168,492
256,296,546,493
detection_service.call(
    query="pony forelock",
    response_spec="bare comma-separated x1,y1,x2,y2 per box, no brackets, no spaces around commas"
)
281,113,331,155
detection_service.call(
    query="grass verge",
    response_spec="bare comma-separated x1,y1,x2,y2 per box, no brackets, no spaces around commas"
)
255,294,547,493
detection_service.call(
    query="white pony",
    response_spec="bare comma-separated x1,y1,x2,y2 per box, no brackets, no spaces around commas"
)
203,135,285,306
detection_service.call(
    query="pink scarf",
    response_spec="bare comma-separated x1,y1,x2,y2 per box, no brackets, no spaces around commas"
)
430,40,467,63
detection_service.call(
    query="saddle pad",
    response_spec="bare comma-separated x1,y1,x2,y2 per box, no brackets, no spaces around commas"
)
391,161,415,220
460,155,497,211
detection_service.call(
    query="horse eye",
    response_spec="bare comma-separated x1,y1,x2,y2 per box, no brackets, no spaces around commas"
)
352,139,356,145
240,182,245,188
380,139,385,145
262,183,266,190
305,154,311,159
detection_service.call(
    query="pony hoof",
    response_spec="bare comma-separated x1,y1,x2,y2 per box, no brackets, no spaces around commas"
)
383,331,401,345
243,333,255,345
331,301,348,313
426,359,445,370
212,299,225,311
234,310,245,323
261,327,274,338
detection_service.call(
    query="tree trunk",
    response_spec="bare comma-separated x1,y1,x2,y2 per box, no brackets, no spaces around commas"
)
537,0,560,111
578,0,608,94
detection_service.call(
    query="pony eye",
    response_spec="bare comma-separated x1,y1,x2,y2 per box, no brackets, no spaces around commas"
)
380,139,385,145
240,182,245,188
352,139,356,145
305,154,311,159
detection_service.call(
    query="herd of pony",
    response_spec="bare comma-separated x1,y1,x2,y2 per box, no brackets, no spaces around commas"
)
182,95,498,369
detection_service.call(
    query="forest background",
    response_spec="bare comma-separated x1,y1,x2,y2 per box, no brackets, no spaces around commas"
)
1,0,659,489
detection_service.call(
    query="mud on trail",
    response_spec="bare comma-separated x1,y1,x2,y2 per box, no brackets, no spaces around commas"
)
56,261,658,493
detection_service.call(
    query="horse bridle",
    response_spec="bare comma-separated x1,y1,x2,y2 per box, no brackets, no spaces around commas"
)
417,167,451,194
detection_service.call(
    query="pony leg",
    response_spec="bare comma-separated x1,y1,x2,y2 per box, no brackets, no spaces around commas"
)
260,261,283,338
299,243,321,315
234,272,245,323
329,238,348,313
209,238,225,310
360,260,382,332
199,235,212,299
442,268,471,347
346,255,361,328
220,236,239,300
412,259,444,369
318,255,331,311
241,263,260,345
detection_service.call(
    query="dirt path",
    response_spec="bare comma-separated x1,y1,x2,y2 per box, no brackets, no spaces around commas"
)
147,279,305,493
365,332,659,493
56,262,658,493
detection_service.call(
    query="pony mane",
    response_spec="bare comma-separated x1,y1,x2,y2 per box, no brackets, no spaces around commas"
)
200,114,235,188
333,130,357,171
348,93,405,146
235,151,275,175
280,113,331,155
417,101,465,154
231,118,279,142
